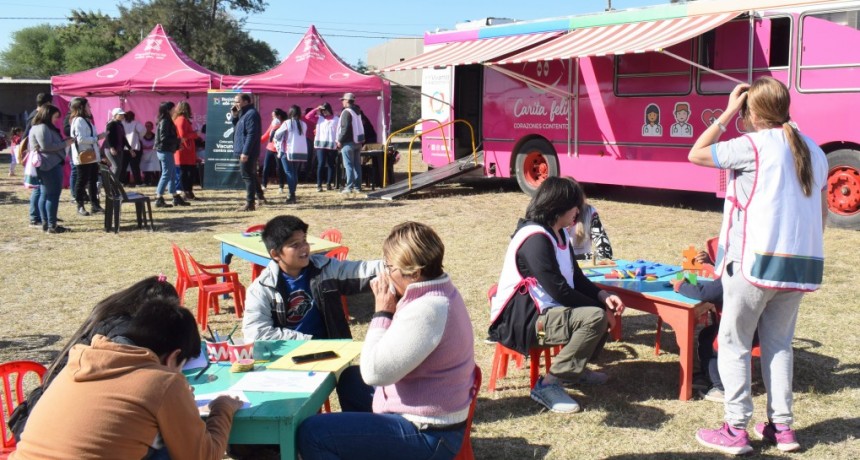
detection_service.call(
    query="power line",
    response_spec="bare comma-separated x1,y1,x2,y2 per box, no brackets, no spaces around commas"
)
245,21,422,36
246,28,421,39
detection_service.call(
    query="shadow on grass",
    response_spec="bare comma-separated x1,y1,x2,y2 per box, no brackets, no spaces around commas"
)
803,417,860,448
0,334,62,364
0,190,31,206
604,453,783,459
472,436,550,459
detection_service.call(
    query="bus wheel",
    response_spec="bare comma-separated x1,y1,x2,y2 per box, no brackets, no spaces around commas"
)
826,149,860,229
515,139,558,196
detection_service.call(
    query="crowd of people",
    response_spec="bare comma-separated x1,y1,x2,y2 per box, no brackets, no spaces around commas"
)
6,76,827,459
11,90,378,228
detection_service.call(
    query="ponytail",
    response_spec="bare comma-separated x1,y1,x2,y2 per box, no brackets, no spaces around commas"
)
783,121,813,196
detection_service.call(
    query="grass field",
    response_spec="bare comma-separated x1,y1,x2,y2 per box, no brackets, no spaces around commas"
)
1,150,858,459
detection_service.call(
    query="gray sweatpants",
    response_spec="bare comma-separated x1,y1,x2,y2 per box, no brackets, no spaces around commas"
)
718,262,804,428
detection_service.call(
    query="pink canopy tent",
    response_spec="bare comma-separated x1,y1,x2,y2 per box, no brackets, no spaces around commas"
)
221,26,390,139
51,24,218,130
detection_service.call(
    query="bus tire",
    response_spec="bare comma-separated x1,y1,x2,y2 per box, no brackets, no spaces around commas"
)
826,148,860,229
515,139,558,196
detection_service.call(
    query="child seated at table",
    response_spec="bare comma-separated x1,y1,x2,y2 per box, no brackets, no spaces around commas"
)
242,214,383,341
13,297,244,460
568,200,613,261
672,248,757,403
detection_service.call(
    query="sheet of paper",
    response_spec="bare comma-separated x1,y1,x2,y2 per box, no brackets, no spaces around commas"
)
195,390,251,416
182,352,209,371
268,341,363,372
229,370,329,394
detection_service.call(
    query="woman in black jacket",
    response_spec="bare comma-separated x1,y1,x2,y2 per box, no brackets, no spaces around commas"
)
153,101,189,208
488,176,624,413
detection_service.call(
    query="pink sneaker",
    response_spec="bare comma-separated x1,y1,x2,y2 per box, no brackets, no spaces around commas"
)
754,421,800,452
696,423,753,455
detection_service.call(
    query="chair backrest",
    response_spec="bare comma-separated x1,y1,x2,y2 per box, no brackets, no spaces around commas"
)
487,283,498,303
171,243,191,284
245,224,265,234
1,361,46,450
453,365,482,460
98,164,129,201
320,228,343,244
184,250,209,289
706,236,719,264
325,246,350,262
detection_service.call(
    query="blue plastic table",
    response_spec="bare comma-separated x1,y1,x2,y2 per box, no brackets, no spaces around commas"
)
591,259,705,401
185,340,338,460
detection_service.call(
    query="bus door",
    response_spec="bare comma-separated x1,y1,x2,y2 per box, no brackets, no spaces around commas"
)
453,64,483,158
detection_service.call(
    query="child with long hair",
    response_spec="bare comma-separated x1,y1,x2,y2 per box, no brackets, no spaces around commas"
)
274,105,308,204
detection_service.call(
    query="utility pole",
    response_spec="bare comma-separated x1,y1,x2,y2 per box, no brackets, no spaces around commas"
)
606,0,614,12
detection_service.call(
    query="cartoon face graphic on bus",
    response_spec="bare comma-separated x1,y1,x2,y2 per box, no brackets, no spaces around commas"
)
642,104,662,137
670,102,693,138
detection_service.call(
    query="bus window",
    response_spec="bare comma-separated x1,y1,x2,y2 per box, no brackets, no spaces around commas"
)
698,17,791,93
799,9,860,92
614,40,692,96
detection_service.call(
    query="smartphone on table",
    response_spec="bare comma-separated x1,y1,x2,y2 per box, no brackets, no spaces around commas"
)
291,350,339,364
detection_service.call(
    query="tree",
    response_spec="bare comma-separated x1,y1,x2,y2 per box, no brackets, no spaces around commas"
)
118,0,277,74
0,0,277,78
0,25,65,78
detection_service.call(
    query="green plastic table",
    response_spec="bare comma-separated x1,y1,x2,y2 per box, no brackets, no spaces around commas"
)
185,340,338,460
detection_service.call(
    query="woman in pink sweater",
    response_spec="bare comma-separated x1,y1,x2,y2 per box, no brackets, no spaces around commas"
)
297,222,476,460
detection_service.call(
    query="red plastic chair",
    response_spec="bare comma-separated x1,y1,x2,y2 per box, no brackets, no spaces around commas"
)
320,228,343,244
706,236,719,264
325,247,351,320
485,284,554,393
1,361,46,457
171,243,221,307
186,250,246,331
245,224,267,281
453,365,482,460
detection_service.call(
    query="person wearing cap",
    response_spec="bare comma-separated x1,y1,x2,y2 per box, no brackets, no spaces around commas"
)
103,108,133,181
336,92,365,194
231,93,263,212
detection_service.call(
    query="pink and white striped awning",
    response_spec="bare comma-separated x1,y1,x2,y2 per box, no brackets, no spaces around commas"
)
495,12,741,64
381,32,561,72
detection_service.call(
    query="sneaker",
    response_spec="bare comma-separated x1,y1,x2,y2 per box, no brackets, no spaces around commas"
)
696,423,753,455
278,187,284,194
483,336,497,345
754,421,800,452
327,183,333,190
77,206,90,217
340,188,352,194
45,225,69,234
155,197,172,208
285,196,297,204
29,220,43,228
703,387,725,403
91,204,104,214
236,203,255,212
317,186,323,192
567,369,608,386
530,376,581,413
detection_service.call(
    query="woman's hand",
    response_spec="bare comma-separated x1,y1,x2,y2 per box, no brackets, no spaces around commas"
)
371,271,398,314
725,83,750,117
599,290,625,316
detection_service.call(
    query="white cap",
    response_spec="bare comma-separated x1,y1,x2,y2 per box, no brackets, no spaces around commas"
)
111,107,125,117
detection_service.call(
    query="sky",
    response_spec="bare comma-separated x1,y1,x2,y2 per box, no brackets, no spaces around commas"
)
0,0,664,71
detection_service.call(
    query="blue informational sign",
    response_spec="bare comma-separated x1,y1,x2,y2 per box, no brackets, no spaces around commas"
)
203,91,243,189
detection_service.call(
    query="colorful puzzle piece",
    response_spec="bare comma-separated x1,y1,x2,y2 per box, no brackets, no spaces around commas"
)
682,245,704,271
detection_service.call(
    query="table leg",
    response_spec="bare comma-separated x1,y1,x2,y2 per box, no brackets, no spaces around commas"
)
280,432,296,460
221,243,233,265
655,304,695,401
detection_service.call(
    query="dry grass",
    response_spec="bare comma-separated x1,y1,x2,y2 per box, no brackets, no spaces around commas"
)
1,150,858,459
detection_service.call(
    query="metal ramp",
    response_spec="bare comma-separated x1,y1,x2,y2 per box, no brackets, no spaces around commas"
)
367,152,484,200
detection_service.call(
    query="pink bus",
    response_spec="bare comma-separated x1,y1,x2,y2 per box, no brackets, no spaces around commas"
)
384,0,860,229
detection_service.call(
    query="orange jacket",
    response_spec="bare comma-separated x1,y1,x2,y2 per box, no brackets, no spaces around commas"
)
174,115,199,166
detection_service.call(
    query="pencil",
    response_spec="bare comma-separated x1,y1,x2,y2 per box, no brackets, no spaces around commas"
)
226,324,239,344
